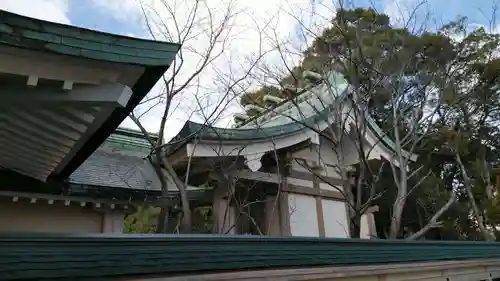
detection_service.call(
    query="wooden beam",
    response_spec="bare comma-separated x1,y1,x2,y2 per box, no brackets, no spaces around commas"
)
237,170,346,192
9,109,82,141
235,170,280,183
0,190,130,209
0,83,133,108
283,184,344,200
62,80,74,91
54,104,114,174
27,75,38,87
0,45,124,86
288,170,345,186
0,113,76,147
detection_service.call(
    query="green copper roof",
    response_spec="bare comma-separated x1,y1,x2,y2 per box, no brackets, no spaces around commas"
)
2,233,500,280
104,127,159,154
167,82,415,160
165,105,336,155
0,10,180,65
173,119,314,141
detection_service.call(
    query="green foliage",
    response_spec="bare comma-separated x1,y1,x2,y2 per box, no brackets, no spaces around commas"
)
124,202,215,234
240,86,283,107
192,206,214,233
124,205,161,234
241,7,500,239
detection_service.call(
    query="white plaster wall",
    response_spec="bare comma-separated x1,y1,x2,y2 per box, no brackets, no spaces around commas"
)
360,214,370,239
290,159,311,173
286,126,394,170
102,213,125,233
322,199,350,238
0,201,104,233
318,135,359,167
290,134,358,178
319,182,343,193
320,164,341,179
363,134,385,161
288,194,319,237
291,146,320,166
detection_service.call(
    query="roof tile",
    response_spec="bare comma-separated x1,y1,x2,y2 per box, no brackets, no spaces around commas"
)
69,150,160,191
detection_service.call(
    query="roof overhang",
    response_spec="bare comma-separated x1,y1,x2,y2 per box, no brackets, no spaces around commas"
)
0,10,180,182
185,130,317,171
0,79,134,181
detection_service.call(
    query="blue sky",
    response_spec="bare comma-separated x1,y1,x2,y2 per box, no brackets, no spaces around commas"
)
68,1,146,38
3,0,497,43
65,0,500,37
1,0,499,136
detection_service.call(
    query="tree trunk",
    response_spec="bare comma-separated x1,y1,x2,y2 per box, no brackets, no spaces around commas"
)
406,192,456,240
155,207,170,233
349,213,361,238
389,196,406,239
161,158,192,233
456,151,494,241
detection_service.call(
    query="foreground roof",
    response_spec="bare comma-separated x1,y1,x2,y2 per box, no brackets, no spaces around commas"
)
0,10,180,181
0,10,180,65
3,233,500,280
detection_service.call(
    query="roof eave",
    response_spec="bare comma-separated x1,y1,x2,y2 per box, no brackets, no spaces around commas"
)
53,65,169,180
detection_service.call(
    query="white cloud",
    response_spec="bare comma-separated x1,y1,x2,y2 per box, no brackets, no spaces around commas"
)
0,0,70,24
384,0,431,29
89,0,337,140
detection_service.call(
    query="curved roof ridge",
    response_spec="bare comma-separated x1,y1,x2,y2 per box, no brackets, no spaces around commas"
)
165,71,417,162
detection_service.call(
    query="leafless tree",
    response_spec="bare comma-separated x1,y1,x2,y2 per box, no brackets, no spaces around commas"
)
235,0,458,239
128,0,270,233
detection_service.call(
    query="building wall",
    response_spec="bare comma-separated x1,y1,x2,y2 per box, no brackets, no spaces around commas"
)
322,199,350,238
291,135,359,175
102,212,125,233
284,139,350,238
0,201,122,233
288,194,319,237
282,135,377,239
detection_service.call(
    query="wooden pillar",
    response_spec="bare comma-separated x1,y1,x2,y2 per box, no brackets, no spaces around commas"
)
312,166,326,237
278,192,291,236
264,195,281,236
212,184,237,234
278,154,291,236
